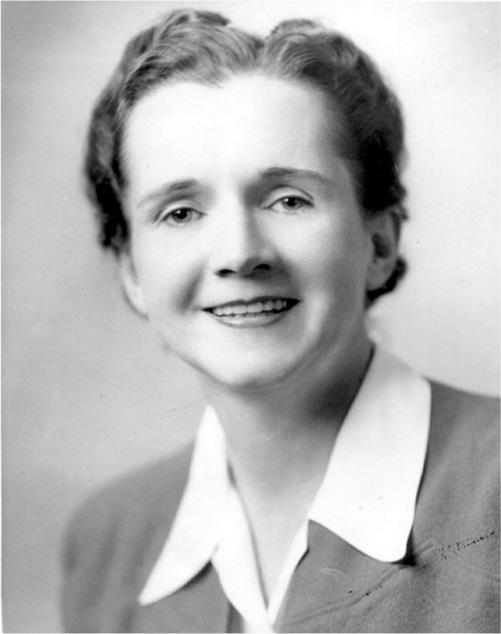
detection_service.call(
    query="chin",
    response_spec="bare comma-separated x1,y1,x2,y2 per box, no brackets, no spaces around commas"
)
193,356,305,393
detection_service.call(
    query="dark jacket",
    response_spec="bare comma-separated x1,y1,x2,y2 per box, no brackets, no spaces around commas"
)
62,382,500,632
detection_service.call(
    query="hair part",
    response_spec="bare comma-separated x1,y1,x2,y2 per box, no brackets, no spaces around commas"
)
85,9,408,302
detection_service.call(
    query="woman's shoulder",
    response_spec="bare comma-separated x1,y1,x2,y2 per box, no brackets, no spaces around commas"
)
426,380,499,481
422,380,499,522
414,381,499,578
61,445,195,632
428,380,499,451
430,379,499,417
65,443,193,559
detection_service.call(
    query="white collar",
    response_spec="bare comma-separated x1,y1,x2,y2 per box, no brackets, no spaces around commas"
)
139,347,431,606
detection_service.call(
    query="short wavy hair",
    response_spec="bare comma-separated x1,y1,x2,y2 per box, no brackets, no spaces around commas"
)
86,9,408,302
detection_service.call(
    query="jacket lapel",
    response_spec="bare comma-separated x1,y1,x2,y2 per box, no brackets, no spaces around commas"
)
274,522,394,632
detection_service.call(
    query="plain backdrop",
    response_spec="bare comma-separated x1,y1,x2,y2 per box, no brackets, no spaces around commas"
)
2,1,499,631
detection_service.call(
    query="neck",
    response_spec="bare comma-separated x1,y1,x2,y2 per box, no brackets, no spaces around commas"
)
200,336,373,506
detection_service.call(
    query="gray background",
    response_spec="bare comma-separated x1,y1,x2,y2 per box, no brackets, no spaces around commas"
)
2,2,499,631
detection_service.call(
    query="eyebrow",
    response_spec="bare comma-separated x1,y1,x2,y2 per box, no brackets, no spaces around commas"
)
138,179,201,210
258,167,332,187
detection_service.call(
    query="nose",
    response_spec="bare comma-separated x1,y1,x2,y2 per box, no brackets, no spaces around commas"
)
210,205,277,278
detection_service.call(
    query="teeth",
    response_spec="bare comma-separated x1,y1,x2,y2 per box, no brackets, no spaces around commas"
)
248,302,263,314
211,299,291,317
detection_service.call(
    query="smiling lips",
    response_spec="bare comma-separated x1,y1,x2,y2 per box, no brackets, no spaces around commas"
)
204,297,298,326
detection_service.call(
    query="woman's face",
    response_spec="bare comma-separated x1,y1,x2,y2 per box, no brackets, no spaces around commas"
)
121,74,391,390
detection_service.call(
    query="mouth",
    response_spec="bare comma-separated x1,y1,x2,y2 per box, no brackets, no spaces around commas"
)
203,297,299,327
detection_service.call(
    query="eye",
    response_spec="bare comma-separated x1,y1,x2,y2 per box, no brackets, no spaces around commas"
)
269,195,312,213
159,207,202,226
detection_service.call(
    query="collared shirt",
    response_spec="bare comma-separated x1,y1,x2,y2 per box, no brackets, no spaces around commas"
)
139,347,431,632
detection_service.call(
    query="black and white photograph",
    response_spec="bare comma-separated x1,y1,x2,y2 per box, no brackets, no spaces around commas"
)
2,2,500,632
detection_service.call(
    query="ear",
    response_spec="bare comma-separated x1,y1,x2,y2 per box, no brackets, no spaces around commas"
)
365,209,401,294
118,251,148,317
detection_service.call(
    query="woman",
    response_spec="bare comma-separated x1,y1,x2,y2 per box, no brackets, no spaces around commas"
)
62,9,499,632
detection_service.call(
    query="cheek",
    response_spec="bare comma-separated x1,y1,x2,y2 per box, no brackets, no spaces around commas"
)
286,217,370,292
132,236,202,315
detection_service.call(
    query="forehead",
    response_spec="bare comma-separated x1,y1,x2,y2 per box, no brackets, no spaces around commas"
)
123,74,344,197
